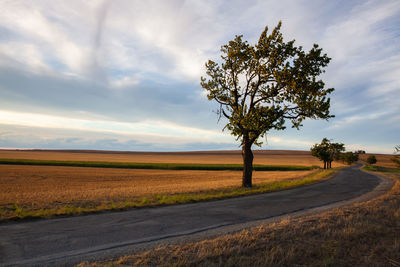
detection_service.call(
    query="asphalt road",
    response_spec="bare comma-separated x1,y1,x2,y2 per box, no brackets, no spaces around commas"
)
0,164,389,266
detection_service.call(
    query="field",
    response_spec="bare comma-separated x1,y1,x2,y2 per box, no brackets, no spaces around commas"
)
359,153,399,168
0,149,345,166
0,149,336,221
0,165,315,207
80,164,400,267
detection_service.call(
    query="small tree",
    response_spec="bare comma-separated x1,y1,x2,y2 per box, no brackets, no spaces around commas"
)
328,143,345,168
310,138,344,169
201,22,334,187
366,155,377,165
340,152,359,165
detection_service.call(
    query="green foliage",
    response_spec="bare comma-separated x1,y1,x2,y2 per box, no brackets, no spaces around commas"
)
366,155,377,165
310,138,345,168
340,152,359,165
0,158,316,171
200,21,334,147
363,165,400,173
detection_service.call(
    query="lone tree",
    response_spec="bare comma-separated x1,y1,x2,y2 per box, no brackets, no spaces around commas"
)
366,155,377,165
310,138,344,169
201,22,334,187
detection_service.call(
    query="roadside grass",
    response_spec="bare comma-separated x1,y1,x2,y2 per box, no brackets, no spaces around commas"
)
363,165,400,173
0,158,317,171
0,168,337,222
78,166,400,267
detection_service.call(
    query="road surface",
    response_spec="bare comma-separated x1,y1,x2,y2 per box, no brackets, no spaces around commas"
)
0,164,392,266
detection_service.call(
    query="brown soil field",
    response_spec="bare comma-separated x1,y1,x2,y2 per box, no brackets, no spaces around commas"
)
0,149,345,167
0,165,315,207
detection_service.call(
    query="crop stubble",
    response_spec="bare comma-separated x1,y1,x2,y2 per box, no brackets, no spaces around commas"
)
0,149,345,166
0,150,338,220
0,165,314,207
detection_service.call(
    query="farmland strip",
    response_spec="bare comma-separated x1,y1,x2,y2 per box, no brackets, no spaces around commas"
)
0,158,317,171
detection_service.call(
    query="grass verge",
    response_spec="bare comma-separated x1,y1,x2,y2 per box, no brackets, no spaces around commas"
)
0,158,317,171
363,165,400,173
77,166,399,267
0,168,337,223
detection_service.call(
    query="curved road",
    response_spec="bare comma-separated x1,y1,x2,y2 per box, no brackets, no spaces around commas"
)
0,165,392,266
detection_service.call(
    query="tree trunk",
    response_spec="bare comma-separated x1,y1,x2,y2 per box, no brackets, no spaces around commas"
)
323,161,326,169
242,138,253,188
329,161,332,168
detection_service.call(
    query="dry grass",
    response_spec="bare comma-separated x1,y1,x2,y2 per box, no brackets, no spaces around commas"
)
359,153,398,168
0,149,345,167
0,150,343,221
79,169,400,267
0,164,331,221
0,165,314,207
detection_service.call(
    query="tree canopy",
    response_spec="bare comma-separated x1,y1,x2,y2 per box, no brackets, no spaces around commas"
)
201,22,334,187
340,152,359,165
310,138,345,169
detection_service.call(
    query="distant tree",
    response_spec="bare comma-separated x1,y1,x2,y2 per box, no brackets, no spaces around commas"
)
340,152,359,165
310,138,344,169
355,150,366,154
201,21,334,187
311,139,330,169
328,142,346,168
392,145,400,169
366,155,377,165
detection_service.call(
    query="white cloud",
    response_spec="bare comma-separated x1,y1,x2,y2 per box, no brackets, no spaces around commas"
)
0,110,232,143
0,42,49,71
0,0,399,153
328,111,392,129
267,136,314,148
0,1,91,74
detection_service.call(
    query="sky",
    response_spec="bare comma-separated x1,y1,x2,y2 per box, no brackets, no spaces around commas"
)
0,0,399,153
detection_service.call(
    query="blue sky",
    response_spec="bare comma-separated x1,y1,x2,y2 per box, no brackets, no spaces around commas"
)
0,0,399,153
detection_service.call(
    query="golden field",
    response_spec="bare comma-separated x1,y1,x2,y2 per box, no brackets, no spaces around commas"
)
0,149,335,220
359,153,398,168
0,165,315,207
0,149,345,167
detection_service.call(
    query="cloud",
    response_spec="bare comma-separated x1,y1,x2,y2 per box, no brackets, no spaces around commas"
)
328,111,392,130
0,1,91,74
0,123,237,151
0,0,399,153
0,110,233,143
